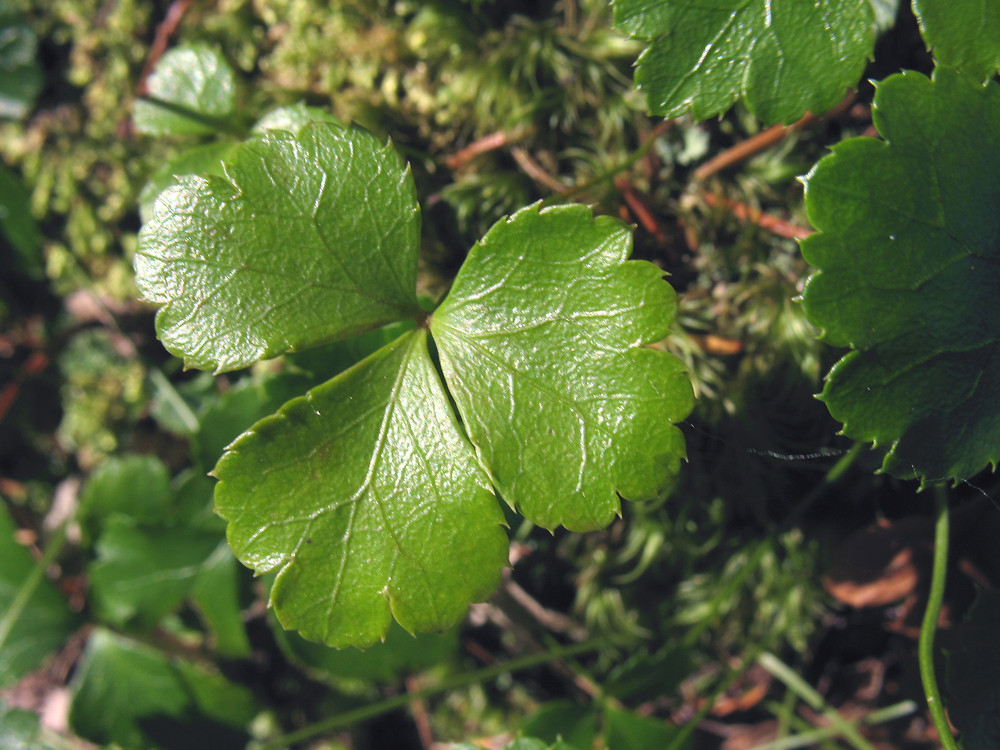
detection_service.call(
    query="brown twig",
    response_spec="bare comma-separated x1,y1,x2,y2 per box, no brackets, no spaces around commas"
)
405,676,435,750
693,93,856,182
510,147,566,192
615,176,668,244
701,191,813,240
443,128,531,171
137,0,195,97
0,351,49,424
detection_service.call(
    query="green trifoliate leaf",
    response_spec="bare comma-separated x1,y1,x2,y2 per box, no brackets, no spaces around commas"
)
802,68,1000,481
431,204,693,531
135,123,422,372
133,44,235,136
613,0,875,124
214,329,508,648
913,0,1000,82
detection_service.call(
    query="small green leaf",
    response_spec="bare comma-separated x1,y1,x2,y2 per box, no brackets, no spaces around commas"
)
133,44,236,136
0,507,75,687
189,544,252,658
613,0,875,124
138,140,239,224
69,628,254,749
215,329,508,648
252,102,342,135
0,163,43,277
88,516,220,630
604,706,692,748
431,204,692,531
802,68,1000,481
78,455,171,535
0,702,58,750
913,0,1000,81
136,123,422,372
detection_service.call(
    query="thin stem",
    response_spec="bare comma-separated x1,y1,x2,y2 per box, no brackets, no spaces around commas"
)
254,639,604,750
759,652,878,750
747,701,917,750
0,518,70,652
147,367,199,433
919,484,959,750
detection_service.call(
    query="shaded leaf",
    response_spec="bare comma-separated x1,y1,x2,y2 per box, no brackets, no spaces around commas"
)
801,68,1000,481
613,0,875,124
0,507,75,687
215,329,508,648
274,615,457,683
136,123,422,372
520,701,597,749
913,0,1000,81
431,203,692,531
0,6,42,120
0,702,58,750
133,44,235,136
604,706,692,749
946,590,1000,750
69,628,255,749
189,544,252,658
78,454,171,535
88,516,220,630
0,163,42,277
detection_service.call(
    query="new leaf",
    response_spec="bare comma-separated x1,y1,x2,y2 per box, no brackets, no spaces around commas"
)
802,68,1000,481
135,124,422,372
614,0,875,124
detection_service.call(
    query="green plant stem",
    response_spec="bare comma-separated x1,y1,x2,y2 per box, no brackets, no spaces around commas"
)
919,484,959,750
0,518,70,652
759,652,877,750
254,639,604,750
749,701,917,750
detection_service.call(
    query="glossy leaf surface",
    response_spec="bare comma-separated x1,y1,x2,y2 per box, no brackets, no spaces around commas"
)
614,0,875,124
432,204,692,531
136,123,422,372
802,68,1000,481
913,0,1000,81
215,329,508,648
132,44,235,136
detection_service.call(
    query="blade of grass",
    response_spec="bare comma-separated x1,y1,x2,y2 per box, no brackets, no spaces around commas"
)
750,701,917,750
758,652,878,750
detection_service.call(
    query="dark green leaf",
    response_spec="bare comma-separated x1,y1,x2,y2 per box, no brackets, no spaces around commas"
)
189,544,252,658
802,68,1000,481
946,590,1000,750
0,507,75,687
88,516,220,630
136,123,422,372
604,706,691,748
215,329,508,648
133,44,236,136
613,0,875,124
69,628,255,749
0,9,42,120
274,616,457,683
913,0,1000,81
0,163,42,277
520,701,597,749
431,204,692,531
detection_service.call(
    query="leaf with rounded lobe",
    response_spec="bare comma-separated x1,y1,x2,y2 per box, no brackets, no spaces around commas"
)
802,68,1000,481
913,0,1000,82
431,204,693,532
135,123,422,372
133,44,235,136
214,329,508,648
613,0,875,124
